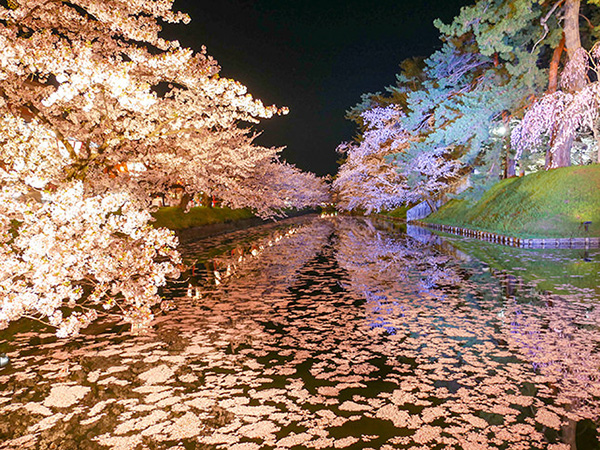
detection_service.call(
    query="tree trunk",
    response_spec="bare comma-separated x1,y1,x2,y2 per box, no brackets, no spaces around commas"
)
177,192,192,211
593,124,600,163
552,134,573,167
546,130,573,168
561,399,579,449
425,198,437,215
546,32,565,167
547,0,581,168
562,418,578,449
505,153,516,178
564,0,584,90
547,33,565,94
201,193,211,207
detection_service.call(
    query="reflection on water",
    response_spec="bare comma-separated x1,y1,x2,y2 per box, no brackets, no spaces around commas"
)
0,215,599,449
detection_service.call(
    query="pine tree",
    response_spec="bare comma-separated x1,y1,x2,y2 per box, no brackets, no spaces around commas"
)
336,0,600,211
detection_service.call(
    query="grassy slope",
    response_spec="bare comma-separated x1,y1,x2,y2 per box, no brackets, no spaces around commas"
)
425,165,600,238
151,206,255,230
379,205,411,220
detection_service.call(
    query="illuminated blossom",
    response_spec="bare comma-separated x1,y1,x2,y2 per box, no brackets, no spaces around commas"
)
334,106,460,213
0,0,327,336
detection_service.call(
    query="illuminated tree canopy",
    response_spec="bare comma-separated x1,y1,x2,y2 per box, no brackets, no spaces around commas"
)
0,0,328,336
335,0,600,211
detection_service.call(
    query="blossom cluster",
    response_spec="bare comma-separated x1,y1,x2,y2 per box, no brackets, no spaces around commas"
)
0,0,327,335
0,180,181,336
334,106,460,213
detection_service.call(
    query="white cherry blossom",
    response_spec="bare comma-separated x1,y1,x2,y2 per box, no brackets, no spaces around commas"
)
0,0,327,336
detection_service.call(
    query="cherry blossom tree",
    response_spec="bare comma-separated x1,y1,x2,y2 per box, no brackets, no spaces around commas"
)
334,106,461,213
512,0,600,168
0,0,326,337
333,106,411,213
336,0,600,212
214,155,330,217
512,46,600,167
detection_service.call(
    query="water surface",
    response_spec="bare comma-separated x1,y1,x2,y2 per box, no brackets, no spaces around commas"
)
0,215,599,449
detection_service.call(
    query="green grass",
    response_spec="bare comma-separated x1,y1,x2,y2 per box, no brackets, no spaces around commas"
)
379,205,411,220
151,206,255,230
425,165,600,238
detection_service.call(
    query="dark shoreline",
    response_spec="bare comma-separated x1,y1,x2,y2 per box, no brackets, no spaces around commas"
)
175,209,317,244
175,216,268,243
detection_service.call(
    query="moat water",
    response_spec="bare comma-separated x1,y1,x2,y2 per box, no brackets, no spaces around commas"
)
1,214,599,449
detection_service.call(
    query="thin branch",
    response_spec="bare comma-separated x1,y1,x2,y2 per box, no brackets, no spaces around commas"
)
0,87,77,159
22,314,52,327
532,0,565,54
579,13,593,29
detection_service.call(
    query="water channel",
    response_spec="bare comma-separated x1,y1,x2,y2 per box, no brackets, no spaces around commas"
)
0,214,599,449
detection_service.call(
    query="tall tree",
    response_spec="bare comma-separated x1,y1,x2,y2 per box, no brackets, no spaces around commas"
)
336,0,600,212
0,0,327,337
514,0,600,168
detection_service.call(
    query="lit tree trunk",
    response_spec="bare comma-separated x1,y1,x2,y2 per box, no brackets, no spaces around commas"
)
177,192,192,211
564,0,584,90
550,134,574,168
561,398,579,449
594,122,600,163
545,32,565,168
547,34,565,94
501,111,515,178
549,0,582,168
505,151,516,178
562,418,577,449
544,33,565,170
425,197,437,214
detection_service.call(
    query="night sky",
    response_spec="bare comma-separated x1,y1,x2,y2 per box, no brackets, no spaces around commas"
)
164,0,472,176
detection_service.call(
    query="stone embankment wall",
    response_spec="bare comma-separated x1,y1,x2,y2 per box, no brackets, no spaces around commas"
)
416,221,600,249
406,200,445,221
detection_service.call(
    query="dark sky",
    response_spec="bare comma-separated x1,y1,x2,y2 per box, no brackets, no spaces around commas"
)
164,0,472,176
